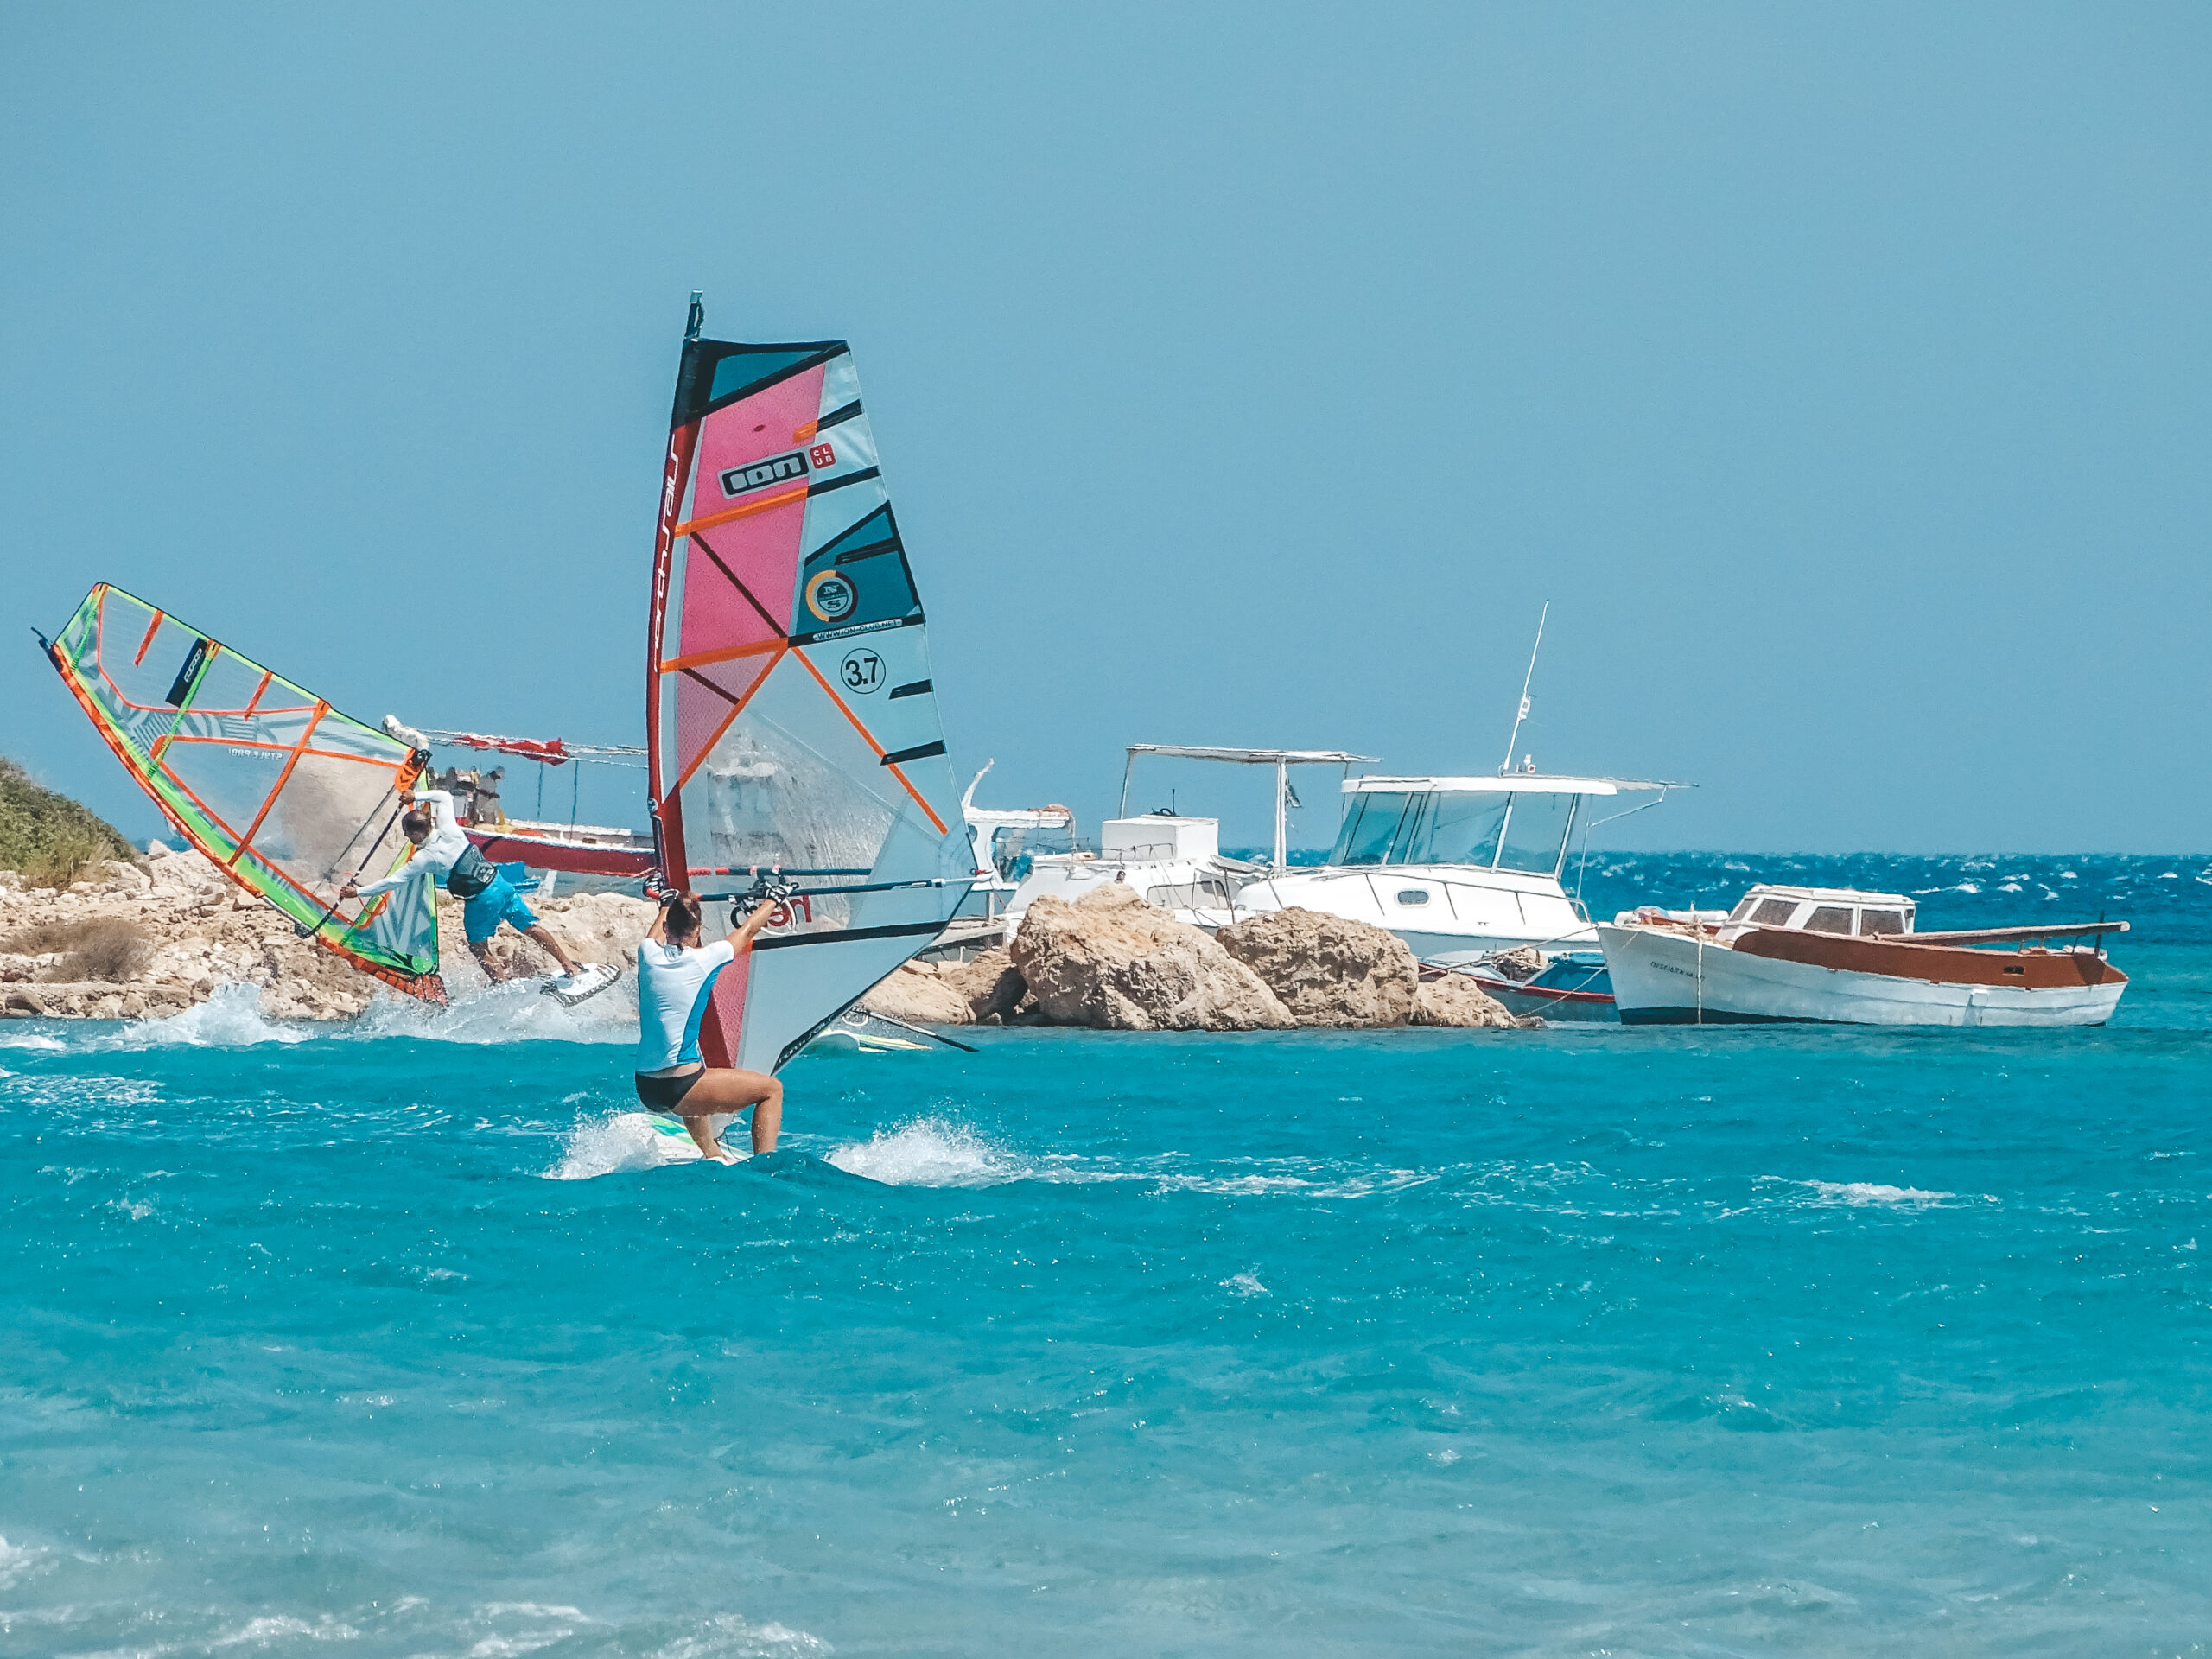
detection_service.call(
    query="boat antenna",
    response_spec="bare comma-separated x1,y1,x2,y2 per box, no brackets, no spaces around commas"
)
1501,600,1548,775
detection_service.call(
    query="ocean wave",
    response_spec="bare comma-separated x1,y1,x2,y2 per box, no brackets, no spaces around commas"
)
108,983,315,1049
350,976,636,1046
1795,1179,1986,1209
823,1121,1442,1198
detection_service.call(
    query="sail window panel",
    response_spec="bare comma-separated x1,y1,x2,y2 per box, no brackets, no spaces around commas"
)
1859,909,1906,936
257,749,405,888
1405,791,1509,868
1496,792,1578,875
1751,898,1797,925
1334,791,1414,866
680,661,902,880
1805,906,1855,934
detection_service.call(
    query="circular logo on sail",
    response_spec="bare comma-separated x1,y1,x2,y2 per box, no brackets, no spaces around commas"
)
839,648,883,693
805,570,857,623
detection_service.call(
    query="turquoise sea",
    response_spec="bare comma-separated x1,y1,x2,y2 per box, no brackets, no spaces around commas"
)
3,855,2208,1656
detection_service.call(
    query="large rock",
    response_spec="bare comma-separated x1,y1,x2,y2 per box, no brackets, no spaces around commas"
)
1215,906,1420,1027
861,959,977,1025
532,891,656,967
1008,886,1294,1031
936,946,1027,1021
1414,972,1525,1028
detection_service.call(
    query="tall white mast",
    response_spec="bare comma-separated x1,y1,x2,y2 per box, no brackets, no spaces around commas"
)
1500,600,1548,775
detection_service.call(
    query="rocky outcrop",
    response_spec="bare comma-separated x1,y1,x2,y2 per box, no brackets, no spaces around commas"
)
862,945,1031,1027
0,842,653,1020
936,947,1027,1021
853,897,1543,1036
1007,886,1294,1031
1,848,381,1020
1215,907,1420,1027
1414,972,1522,1028
859,959,978,1026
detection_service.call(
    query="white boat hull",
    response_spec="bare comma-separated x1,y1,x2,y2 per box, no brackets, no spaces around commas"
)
1234,867,1597,959
1597,924,2126,1027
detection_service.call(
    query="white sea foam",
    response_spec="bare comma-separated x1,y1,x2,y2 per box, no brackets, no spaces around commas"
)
829,1118,1022,1186
351,976,636,1046
640,1614,832,1656
1801,1180,1967,1208
543,1110,705,1180
209,1612,363,1646
0,1533,50,1590
1221,1271,1269,1298
113,982,314,1048
0,1030,67,1052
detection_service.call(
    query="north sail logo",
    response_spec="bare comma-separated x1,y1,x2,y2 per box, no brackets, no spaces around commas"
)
719,449,809,498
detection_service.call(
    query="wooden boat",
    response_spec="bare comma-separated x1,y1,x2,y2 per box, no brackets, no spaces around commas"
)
1598,884,2126,1027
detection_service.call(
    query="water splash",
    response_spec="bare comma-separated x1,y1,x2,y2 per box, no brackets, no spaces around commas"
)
543,1110,705,1180
112,983,315,1049
827,1118,1024,1186
351,975,637,1046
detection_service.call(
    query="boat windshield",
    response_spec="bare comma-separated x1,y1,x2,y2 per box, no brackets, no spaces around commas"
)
1497,792,1578,875
1332,791,1418,864
987,823,1071,882
1332,788,1575,874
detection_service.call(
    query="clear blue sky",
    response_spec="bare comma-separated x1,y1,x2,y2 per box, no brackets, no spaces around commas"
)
3,4,2205,854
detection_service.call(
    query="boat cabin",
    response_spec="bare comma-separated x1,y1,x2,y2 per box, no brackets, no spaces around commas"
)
1719,884,1915,942
1328,775,1636,878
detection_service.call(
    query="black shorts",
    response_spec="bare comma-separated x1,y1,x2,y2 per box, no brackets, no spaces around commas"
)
634,1069,704,1112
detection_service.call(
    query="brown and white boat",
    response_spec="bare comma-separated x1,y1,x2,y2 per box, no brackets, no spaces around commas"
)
1598,884,2127,1027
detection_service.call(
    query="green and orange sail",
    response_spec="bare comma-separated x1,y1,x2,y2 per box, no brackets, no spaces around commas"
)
41,583,445,1003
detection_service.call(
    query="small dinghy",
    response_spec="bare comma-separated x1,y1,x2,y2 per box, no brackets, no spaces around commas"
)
1599,884,2127,1027
1444,947,1618,1022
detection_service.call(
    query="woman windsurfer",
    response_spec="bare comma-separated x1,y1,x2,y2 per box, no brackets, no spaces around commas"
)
634,886,785,1162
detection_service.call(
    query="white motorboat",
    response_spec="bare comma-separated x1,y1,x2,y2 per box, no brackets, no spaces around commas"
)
1599,883,2129,1027
955,761,1074,925
1234,772,1672,962
1007,810,1255,930
1005,746,1375,931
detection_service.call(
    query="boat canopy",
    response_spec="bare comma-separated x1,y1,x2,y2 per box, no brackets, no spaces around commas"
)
1120,745,1380,867
1343,774,1673,796
1127,746,1378,766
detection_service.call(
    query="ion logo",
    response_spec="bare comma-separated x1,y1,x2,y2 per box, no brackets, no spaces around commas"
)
719,449,809,498
839,648,883,692
805,570,858,623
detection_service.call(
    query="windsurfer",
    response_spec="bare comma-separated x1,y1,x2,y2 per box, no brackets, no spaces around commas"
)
341,789,596,987
634,886,786,1162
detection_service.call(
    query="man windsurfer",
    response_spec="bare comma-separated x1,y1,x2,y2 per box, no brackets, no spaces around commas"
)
340,787,597,988
634,883,786,1163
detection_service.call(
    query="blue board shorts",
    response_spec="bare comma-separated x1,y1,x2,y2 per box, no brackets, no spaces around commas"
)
461,874,538,944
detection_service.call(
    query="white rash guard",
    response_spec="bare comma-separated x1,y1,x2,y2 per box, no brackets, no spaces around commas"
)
353,789,471,898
